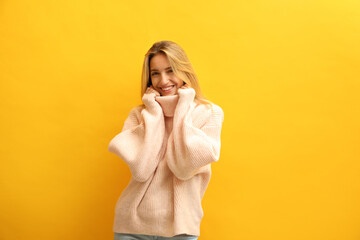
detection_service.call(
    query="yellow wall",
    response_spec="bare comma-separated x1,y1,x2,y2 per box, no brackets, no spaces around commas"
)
1,0,359,239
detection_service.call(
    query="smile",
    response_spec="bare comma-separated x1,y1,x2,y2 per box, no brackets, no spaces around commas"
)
161,85,175,92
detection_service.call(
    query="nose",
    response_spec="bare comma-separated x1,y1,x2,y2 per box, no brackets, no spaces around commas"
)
160,72,170,84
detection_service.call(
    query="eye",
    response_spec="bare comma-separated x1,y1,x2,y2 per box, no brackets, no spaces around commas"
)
151,72,158,76
168,69,173,73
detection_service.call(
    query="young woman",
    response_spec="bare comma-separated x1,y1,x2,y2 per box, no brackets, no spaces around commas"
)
108,40,224,240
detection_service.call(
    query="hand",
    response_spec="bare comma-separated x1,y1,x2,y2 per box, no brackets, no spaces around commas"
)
178,83,191,91
142,86,162,110
145,86,161,97
177,83,195,100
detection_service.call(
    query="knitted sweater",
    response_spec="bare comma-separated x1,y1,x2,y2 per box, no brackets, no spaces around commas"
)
108,87,224,237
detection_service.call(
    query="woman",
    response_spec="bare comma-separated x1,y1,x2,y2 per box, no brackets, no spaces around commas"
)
108,40,224,240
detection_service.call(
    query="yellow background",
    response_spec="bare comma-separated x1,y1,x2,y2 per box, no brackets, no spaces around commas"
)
1,0,359,239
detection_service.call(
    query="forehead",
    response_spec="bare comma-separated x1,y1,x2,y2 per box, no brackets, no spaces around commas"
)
150,53,171,71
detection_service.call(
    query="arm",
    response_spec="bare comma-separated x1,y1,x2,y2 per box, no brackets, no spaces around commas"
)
108,92,165,182
165,88,224,181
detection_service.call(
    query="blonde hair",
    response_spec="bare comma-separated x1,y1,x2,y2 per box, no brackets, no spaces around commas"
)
140,40,213,107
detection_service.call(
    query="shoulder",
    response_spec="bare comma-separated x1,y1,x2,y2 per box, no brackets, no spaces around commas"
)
129,105,144,113
192,102,224,125
194,102,223,117
125,105,144,121
210,103,224,121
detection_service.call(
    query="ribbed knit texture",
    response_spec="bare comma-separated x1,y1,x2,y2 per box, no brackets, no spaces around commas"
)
108,88,224,237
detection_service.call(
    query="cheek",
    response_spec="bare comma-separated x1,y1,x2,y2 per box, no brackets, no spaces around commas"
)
175,79,183,88
151,78,159,86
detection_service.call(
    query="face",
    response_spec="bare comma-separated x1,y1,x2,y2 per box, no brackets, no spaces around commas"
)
149,53,183,96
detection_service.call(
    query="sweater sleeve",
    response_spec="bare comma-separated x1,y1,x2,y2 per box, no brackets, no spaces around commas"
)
165,88,224,181
108,92,165,182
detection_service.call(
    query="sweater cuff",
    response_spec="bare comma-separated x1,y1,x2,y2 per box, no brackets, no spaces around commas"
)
175,88,196,118
177,88,196,105
142,92,162,113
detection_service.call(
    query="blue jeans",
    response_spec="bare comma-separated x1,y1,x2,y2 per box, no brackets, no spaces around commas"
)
114,232,199,240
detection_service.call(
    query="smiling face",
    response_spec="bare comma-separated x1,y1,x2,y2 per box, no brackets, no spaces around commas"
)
149,53,183,96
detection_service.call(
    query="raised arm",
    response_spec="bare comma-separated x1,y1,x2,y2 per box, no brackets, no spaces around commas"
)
165,88,224,181
108,91,165,182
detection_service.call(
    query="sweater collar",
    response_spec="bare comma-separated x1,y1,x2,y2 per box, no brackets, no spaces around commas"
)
155,94,179,117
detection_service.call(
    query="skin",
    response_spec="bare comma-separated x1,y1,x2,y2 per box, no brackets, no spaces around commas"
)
145,53,191,97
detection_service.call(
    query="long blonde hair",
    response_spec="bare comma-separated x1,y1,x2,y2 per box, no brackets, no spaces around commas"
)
140,40,213,107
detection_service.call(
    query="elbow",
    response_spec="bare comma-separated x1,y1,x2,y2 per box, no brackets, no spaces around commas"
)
209,143,221,163
108,142,113,153
108,140,115,153
108,138,120,155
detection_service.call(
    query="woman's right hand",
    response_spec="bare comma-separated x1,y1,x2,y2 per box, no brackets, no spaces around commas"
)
142,86,162,111
145,86,161,97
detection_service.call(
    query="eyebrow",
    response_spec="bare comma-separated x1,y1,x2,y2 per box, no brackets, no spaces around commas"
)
150,66,172,72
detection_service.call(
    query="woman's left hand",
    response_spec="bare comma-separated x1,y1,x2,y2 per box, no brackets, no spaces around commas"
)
179,83,191,90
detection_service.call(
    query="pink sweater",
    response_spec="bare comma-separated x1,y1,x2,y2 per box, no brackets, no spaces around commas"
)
108,88,224,237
